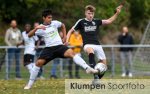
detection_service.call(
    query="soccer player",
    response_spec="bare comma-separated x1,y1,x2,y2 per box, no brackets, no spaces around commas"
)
66,5,122,80
17,23,38,74
24,9,97,89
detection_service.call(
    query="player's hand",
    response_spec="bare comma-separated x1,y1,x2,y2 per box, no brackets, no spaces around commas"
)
115,5,123,14
35,25,46,30
64,42,69,46
62,36,67,43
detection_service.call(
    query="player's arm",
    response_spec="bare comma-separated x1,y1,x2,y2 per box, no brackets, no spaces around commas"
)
102,5,123,25
28,25,45,37
60,23,67,43
66,28,74,45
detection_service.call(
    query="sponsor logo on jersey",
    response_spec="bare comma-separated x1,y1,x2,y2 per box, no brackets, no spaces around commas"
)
84,26,97,32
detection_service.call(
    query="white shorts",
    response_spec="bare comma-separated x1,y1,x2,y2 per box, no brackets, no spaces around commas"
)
83,44,106,60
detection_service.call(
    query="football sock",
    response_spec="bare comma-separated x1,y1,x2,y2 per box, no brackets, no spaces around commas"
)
88,53,99,79
27,64,40,87
73,54,90,70
26,63,34,74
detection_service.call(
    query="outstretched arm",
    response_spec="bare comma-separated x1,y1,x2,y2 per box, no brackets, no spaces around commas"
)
102,5,123,25
28,25,46,37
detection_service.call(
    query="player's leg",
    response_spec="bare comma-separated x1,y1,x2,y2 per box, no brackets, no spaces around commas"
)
24,54,34,74
83,45,99,79
24,47,54,89
63,48,98,74
24,59,46,89
95,45,107,79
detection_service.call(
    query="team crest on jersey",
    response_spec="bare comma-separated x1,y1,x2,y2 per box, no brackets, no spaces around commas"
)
92,21,95,25
84,23,87,25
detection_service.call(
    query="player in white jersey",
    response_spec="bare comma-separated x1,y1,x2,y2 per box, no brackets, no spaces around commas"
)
17,23,38,74
24,9,98,89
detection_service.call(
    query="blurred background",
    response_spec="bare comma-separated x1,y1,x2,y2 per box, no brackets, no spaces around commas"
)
0,0,150,80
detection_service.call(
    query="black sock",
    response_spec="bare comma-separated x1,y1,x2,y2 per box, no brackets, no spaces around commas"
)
88,53,99,79
88,53,96,68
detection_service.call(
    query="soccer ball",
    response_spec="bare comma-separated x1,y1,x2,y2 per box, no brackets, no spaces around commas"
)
94,63,107,74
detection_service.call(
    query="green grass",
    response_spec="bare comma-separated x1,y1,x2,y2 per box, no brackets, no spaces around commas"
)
0,79,65,94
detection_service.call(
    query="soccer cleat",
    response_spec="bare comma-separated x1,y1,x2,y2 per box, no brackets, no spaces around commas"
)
86,67,98,74
24,85,32,90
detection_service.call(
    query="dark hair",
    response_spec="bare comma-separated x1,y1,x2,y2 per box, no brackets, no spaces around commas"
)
42,9,52,17
85,5,96,12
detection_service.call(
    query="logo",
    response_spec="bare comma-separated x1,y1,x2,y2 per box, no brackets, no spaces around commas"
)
84,23,87,25
92,21,95,25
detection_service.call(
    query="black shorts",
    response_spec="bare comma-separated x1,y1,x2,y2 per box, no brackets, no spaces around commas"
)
38,45,69,65
24,54,34,66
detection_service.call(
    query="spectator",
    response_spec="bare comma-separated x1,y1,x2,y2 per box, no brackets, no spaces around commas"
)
118,26,134,77
34,22,45,80
68,31,83,78
5,20,22,79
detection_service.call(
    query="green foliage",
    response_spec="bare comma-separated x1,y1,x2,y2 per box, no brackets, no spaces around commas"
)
0,0,149,30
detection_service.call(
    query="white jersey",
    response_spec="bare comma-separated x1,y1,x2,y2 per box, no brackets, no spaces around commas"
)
35,20,63,47
22,31,38,55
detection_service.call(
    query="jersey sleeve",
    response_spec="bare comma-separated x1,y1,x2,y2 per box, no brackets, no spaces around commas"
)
33,35,39,41
35,29,44,36
73,19,82,31
96,19,102,26
53,20,62,28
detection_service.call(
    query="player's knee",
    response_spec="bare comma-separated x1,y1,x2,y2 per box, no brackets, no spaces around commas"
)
36,59,45,67
64,49,75,58
98,59,107,65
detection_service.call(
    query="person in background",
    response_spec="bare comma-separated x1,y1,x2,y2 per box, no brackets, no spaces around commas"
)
68,31,83,78
5,20,22,80
17,23,38,75
118,26,134,77
34,22,45,80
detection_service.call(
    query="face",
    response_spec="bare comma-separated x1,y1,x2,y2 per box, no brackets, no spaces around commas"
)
25,24,31,32
85,10,94,21
11,20,17,28
74,31,79,36
43,15,52,24
122,27,128,33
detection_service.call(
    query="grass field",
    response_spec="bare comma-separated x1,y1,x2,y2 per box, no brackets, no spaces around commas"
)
0,53,150,94
0,77,150,94
0,79,65,94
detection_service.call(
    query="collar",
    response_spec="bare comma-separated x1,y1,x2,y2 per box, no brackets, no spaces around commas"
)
85,18,93,22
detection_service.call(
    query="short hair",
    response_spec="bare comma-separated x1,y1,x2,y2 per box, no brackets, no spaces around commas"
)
85,5,96,12
42,9,52,17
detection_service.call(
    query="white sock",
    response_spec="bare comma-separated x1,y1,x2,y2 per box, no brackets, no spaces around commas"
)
27,64,40,87
73,54,90,69
26,63,34,74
